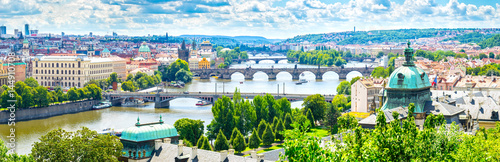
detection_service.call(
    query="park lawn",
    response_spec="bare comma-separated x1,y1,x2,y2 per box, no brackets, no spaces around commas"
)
243,145,283,156
306,127,329,138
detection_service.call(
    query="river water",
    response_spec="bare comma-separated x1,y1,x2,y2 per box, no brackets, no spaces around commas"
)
0,60,375,155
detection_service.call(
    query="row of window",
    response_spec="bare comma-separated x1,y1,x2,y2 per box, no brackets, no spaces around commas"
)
90,69,112,74
35,69,81,75
36,76,80,81
91,64,112,68
40,81,81,87
36,62,81,68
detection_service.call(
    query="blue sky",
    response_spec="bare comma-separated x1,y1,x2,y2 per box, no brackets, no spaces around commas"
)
0,0,499,39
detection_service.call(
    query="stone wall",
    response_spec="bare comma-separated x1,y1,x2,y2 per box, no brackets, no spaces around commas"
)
0,100,97,124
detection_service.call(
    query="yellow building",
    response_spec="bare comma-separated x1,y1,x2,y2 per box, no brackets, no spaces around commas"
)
0,61,7,85
33,54,126,88
199,58,210,69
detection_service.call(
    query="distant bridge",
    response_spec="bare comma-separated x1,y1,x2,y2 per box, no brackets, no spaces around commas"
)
191,66,374,80
105,92,338,108
343,57,377,62
232,57,297,64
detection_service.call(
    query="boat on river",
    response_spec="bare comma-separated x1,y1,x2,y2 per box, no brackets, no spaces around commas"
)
121,99,144,107
92,101,112,110
295,78,308,85
196,100,210,106
98,128,122,137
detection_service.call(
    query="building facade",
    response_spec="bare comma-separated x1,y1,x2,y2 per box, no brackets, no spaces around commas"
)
199,58,210,69
351,78,385,113
33,54,120,88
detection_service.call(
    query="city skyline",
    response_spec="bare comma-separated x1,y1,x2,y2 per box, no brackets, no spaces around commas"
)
1,0,500,39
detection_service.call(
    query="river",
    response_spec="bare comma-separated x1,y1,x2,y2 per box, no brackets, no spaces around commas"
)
0,60,376,155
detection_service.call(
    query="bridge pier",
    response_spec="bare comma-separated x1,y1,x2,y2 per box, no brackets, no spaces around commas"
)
155,94,170,108
275,60,279,64
222,74,232,79
315,73,323,80
255,60,259,64
292,74,300,80
268,73,276,80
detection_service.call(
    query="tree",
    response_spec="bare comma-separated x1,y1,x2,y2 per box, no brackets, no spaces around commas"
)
218,63,227,69
34,86,50,108
257,120,267,139
0,139,34,161
31,127,123,162
175,69,193,83
276,98,291,118
174,118,204,146
67,88,80,102
325,103,341,134
248,129,260,149
274,119,285,141
1,90,21,110
306,109,315,127
376,51,384,58
214,130,229,151
229,128,239,146
489,52,495,59
233,130,246,153
198,136,212,151
14,81,27,96
336,81,351,95
479,53,488,59
371,66,390,78
284,113,293,129
262,123,275,146
85,84,102,100
350,76,362,85
121,81,135,92
207,96,235,140
164,59,190,82
252,95,268,124
20,86,35,108
337,114,358,132
24,77,39,88
302,94,327,122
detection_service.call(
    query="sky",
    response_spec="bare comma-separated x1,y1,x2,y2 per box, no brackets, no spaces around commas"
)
1,0,499,39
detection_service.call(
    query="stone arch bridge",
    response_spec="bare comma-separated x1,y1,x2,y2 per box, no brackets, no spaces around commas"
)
191,67,375,80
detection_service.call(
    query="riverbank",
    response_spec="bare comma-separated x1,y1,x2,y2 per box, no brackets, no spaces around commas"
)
0,100,97,124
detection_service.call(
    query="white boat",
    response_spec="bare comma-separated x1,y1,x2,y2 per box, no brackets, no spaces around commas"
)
121,99,145,107
92,101,112,110
296,78,308,85
196,100,210,106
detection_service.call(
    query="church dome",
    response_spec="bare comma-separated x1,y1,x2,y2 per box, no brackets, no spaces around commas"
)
102,48,110,53
23,39,29,44
121,118,178,142
386,65,431,90
138,42,151,53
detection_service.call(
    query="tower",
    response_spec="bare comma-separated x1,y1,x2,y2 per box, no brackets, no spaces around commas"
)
178,40,189,63
138,42,151,59
102,48,111,57
25,24,29,36
87,44,95,57
22,39,29,57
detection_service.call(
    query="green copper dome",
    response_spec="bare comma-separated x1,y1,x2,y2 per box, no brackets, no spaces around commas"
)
23,39,29,44
102,48,110,53
381,42,431,113
121,123,178,142
386,66,431,90
138,42,151,53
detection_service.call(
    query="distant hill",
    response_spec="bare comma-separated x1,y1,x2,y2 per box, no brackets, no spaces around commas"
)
178,35,282,45
282,28,500,45
479,34,500,49
442,32,493,44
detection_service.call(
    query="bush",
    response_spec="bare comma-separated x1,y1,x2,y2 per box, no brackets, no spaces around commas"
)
214,130,229,151
248,129,260,149
262,124,275,146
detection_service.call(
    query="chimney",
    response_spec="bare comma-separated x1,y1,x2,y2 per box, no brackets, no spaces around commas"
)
251,150,257,159
191,146,198,159
228,149,235,155
178,144,184,156
164,138,171,144
155,139,162,150
257,153,265,162
179,140,183,145
220,150,227,162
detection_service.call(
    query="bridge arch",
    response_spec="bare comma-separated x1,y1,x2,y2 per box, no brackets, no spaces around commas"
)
322,71,340,81
276,71,293,81
346,71,363,81
298,71,316,81
160,96,213,104
252,71,269,81
230,72,245,81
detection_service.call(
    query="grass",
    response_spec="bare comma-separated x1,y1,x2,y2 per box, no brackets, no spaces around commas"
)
0,108,7,111
242,145,284,156
306,127,329,138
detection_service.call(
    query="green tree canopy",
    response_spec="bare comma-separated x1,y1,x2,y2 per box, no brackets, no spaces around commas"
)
248,128,261,149
174,118,204,146
302,94,327,122
262,123,275,146
336,81,351,95
214,130,229,151
31,127,123,162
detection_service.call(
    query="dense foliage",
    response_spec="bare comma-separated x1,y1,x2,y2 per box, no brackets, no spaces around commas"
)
174,118,205,146
442,32,493,44
466,63,500,76
281,102,500,161
161,59,192,82
302,94,327,123
31,127,123,162
1,79,102,109
214,130,229,151
216,47,249,66
0,139,34,161
479,34,500,49
286,49,347,66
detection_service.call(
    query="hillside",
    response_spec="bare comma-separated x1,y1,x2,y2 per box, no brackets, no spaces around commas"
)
479,34,500,49
442,32,493,44
282,28,500,45
178,35,281,45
